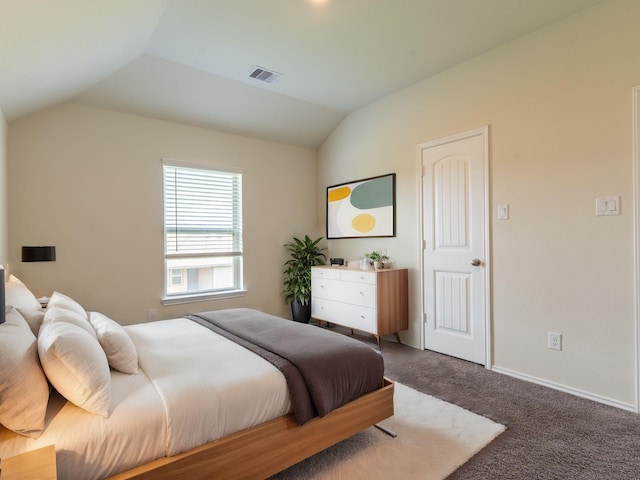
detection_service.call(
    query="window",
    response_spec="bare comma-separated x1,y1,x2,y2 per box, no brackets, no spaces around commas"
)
170,269,184,286
163,161,243,302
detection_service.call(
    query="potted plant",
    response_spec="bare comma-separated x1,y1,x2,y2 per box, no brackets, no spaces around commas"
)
283,235,326,322
366,251,389,270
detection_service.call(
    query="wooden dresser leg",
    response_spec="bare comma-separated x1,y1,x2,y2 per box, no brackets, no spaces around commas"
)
393,332,402,344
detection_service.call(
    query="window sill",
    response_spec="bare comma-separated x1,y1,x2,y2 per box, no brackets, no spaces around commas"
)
161,289,248,306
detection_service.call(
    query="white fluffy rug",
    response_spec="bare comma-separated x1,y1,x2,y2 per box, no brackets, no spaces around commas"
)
273,383,506,480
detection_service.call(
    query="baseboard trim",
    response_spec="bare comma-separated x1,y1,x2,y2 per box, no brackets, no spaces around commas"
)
491,366,636,413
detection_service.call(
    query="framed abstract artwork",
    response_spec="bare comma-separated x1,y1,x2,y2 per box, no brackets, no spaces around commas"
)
326,173,396,239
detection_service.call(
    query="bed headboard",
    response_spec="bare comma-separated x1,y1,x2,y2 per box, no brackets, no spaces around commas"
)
1,265,5,324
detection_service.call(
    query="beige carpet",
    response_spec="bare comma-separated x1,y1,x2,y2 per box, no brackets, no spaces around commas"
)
272,383,506,480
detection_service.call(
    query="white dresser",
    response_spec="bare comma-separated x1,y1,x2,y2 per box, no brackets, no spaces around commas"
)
311,266,408,343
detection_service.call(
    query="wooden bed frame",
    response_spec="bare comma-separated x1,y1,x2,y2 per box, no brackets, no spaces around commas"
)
108,378,394,480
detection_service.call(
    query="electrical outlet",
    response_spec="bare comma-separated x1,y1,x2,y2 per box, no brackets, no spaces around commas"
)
548,332,562,351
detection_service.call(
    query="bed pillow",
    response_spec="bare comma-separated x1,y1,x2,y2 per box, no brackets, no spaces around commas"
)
0,308,50,437
5,275,42,311
43,306,97,339
89,312,139,374
17,308,46,337
38,320,111,417
47,291,88,319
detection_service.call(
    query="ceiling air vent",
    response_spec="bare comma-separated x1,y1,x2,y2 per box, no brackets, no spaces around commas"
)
248,66,282,84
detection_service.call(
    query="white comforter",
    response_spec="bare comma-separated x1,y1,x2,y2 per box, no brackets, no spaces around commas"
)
125,317,291,456
0,317,292,480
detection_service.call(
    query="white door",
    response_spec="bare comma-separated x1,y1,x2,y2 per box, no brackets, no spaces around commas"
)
420,128,489,365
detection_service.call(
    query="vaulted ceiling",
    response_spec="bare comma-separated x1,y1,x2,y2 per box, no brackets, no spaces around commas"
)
0,0,605,148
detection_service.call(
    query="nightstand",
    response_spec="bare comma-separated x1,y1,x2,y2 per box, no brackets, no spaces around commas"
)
1,445,57,479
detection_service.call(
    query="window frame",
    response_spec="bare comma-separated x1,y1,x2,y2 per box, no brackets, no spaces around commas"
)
161,159,246,305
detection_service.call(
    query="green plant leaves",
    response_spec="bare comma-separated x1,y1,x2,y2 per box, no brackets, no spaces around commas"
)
283,235,326,304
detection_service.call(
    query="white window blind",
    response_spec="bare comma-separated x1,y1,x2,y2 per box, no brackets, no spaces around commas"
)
163,162,243,299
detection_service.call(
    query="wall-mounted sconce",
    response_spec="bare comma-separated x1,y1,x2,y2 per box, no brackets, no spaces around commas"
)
22,246,56,262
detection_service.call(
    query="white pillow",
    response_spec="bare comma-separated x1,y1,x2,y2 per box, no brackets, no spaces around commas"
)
89,312,139,374
47,291,88,319
5,275,42,311
44,306,97,339
0,308,50,437
38,320,111,417
17,308,46,337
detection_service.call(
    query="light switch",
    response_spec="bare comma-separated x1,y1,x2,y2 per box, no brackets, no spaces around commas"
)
497,204,509,220
595,196,620,216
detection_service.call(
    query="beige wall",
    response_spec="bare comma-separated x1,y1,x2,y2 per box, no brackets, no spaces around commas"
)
8,104,319,323
0,106,7,266
318,0,639,407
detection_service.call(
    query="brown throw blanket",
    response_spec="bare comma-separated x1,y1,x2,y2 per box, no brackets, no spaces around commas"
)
187,308,384,425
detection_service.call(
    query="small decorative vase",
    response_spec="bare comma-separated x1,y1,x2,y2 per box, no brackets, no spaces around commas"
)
373,261,383,270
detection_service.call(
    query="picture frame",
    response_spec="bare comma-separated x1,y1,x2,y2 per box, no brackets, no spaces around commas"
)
326,173,396,239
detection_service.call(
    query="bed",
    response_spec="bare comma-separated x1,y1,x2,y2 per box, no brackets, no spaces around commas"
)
0,276,393,480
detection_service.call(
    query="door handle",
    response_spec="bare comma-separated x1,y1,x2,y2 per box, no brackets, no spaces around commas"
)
471,258,482,267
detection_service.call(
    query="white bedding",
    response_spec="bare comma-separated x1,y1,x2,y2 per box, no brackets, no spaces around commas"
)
0,369,166,480
0,317,292,480
125,317,291,456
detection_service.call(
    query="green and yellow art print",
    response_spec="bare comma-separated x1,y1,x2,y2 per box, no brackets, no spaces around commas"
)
326,173,396,239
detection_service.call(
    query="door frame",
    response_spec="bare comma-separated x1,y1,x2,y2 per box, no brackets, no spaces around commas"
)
633,86,640,413
417,126,492,368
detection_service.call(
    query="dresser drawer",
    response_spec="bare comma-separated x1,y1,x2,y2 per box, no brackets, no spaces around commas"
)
313,276,376,308
340,269,376,284
338,281,377,308
311,298,377,333
312,267,341,280
311,277,342,300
